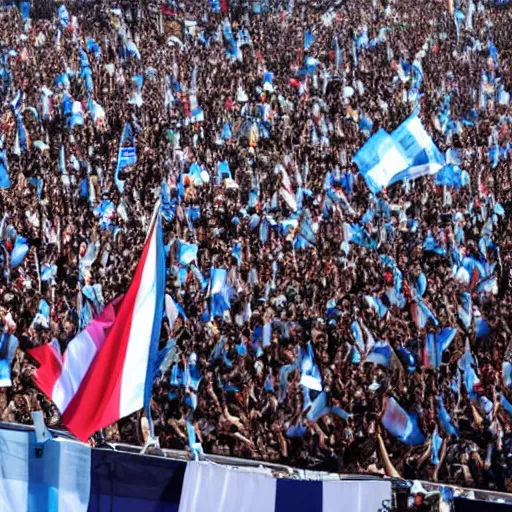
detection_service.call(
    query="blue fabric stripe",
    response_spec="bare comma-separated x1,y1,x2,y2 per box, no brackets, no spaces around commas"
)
275,479,323,512
144,214,166,415
27,434,59,512
88,450,186,512
454,497,510,512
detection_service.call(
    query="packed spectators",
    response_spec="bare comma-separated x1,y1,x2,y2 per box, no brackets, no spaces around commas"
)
1,0,512,494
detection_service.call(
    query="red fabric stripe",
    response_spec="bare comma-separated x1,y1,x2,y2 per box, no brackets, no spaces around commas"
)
27,344,63,402
470,267,479,291
61,227,154,441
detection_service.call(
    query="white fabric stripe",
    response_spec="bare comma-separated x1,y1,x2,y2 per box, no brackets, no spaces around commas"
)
55,439,92,512
178,462,277,512
119,225,158,417
405,116,432,150
52,330,97,413
0,428,91,512
322,480,392,512
366,146,408,189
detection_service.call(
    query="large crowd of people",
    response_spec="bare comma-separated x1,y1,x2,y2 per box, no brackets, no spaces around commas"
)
1,0,512,494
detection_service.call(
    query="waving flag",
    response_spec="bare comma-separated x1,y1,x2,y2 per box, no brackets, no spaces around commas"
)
210,268,232,318
10,90,29,154
364,295,388,318
424,328,457,369
10,89,22,118
0,149,10,189
500,393,512,416
293,208,316,249
29,207,165,441
353,129,409,194
436,396,458,438
458,341,480,399
11,236,29,268
177,242,198,266
115,123,137,193
0,333,19,387
411,298,438,329
58,5,69,29
431,428,442,465
390,115,445,181
300,343,322,391
366,340,392,367
381,397,425,445
304,30,316,50
354,116,444,193
458,292,472,329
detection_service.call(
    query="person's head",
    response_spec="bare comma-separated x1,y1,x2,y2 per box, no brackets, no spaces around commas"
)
414,493,425,506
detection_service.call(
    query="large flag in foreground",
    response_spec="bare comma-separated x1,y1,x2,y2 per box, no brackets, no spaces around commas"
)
353,115,444,194
28,209,165,441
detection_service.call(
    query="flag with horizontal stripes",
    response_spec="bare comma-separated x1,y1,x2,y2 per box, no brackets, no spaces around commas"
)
29,207,165,441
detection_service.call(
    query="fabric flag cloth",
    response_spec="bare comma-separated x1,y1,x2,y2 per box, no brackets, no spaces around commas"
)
353,129,409,194
458,341,480,399
366,340,392,367
178,242,198,266
381,397,426,445
300,343,322,391
354,117,444,193
503,361,512,388
304,30,316,50
0,333,19,387
28,209,165,441
500,393,512,416
424,328,457,369
210,268,232,318
431,428,443,466
115,123,137,193
11,236,29,268
58,5,69,29
390,115,445,180
41,264,57,282
0,149,11,189
165,294,187,330
0,426,91,512
19,1,31,20
436,396,459,439
364,295,388,318
126,41,141,60
0,426,393,512
178,462,392,512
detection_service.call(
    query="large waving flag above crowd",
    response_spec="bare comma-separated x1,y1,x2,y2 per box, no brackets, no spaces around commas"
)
28,205,165,442
354,114,445,193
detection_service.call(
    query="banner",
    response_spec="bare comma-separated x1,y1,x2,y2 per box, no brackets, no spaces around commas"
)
178,462,392,512
0,426,394,512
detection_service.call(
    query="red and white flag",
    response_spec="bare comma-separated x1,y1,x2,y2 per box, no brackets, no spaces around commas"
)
29,212,165,441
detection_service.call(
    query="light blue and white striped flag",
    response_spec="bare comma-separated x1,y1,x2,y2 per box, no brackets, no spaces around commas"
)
178,462,392,512
353,129,409,193
390,114,445,184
